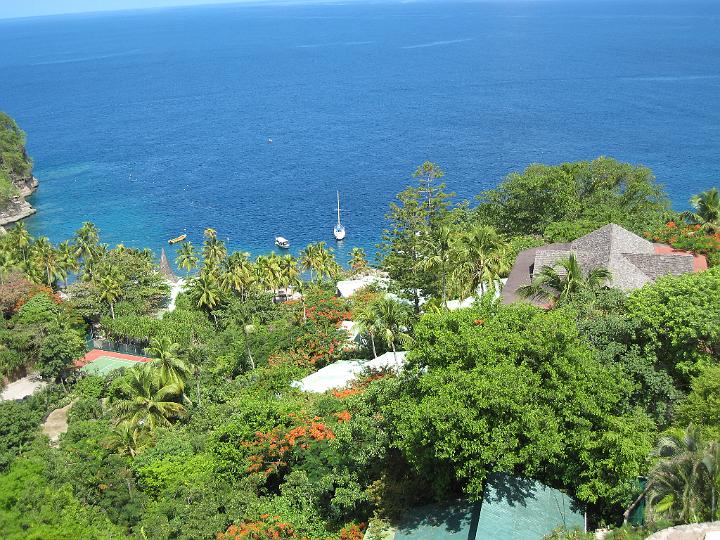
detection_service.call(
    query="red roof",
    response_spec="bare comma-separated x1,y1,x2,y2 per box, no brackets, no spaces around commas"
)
653,243,708,272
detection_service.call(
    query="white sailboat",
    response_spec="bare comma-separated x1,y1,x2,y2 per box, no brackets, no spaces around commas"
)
334,191,346,241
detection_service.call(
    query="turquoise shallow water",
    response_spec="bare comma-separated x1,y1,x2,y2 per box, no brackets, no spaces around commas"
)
0,0,719,264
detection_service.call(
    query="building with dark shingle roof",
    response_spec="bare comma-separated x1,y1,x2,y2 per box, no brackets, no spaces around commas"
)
501,224,707,305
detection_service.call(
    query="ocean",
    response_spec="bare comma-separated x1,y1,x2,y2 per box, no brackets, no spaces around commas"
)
1,0,719,265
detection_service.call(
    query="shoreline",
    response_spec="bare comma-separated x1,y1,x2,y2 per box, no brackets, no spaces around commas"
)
0,176,38,228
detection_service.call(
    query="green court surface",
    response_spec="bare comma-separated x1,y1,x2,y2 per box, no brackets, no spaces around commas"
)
80,356,144,376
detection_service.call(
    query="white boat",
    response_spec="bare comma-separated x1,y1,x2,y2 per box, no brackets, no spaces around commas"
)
275,236,290,249
334,190,346,241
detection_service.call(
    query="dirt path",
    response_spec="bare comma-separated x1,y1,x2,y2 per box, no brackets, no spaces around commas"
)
42,400,76,446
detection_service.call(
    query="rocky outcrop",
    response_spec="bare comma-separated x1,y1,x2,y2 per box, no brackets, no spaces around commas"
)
645,521,720,540
0,176,38,226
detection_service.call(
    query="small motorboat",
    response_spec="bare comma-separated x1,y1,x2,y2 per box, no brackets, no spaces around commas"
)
168,234,187,245
275,236,290,249
333,190,346,241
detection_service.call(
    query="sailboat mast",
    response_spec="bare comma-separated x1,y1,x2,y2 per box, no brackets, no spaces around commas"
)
336,191,341,226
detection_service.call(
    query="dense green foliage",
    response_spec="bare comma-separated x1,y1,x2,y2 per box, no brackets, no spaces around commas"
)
0,158,717,538
476,157,670,238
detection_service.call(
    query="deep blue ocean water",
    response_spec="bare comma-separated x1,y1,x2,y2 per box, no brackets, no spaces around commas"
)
1,0,719,265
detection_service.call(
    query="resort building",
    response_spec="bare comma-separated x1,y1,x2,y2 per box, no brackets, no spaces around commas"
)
502,223,707,305
291,351,406,394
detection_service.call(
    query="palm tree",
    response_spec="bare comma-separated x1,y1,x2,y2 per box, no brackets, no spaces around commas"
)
9,222,31,262
188,270,223,322
647,425,708,524
518,253,611,305
350,247,368,274
74,221,100,260
57,240,79,288
316,242,341,281
30,236,61,287
175,241,199,278
419,225,453,308
702,441,720,521
300,243,319,282
0,248,18,285
102,420,148,457
450,225,510,300
256,253,282,295
202,228,226,271
279,254,300,300
372,298,412,362
355,304,380,358
683,187,720,232
97,272,122,319
145,336,191,388
111,366,186,432
220,252,255,298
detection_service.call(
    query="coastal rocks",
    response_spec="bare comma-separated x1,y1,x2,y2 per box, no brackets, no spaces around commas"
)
645,521,720,540
0,176,38,226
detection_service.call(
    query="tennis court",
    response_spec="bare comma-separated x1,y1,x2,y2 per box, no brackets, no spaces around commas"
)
77,349,150,376
80,356,144,375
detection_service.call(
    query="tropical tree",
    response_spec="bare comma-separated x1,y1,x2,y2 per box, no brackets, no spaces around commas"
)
355,304,380,358
256,253,282,295
419,225,454,307
450,225,510,299
145,336,191,388
279,254,301,299
350,247,368,273
30,237,60,287
111,365,186,432
74,221,100,261
683,187,720,232
96,272,122,319
103,420,148,457
188,270,223,321
300,243,320,282
57,240,79,288
703,441,720,521
9,221,31,262
371,297,412,361
220,251,255,299
380,169,452,312
0,247,17,285
647,425,719,524
202,228,227,272
413,161,446,223
518,253,611,305
175,241,199,277
316,242,341,281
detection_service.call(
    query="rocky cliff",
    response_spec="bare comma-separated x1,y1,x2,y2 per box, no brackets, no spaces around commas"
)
0,112,38,226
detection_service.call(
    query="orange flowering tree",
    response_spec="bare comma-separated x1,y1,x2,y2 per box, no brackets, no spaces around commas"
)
646,221,720,266
331,370,392,400
217,515,305,540
217,518,366,540
244,411,345,478
271,289,351,368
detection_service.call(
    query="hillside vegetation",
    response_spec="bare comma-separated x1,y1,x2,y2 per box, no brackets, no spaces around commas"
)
0,157,718,539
